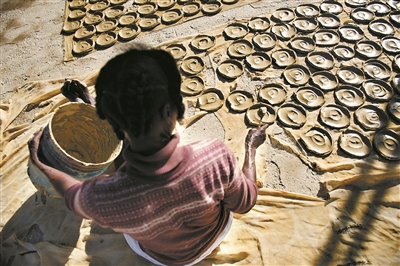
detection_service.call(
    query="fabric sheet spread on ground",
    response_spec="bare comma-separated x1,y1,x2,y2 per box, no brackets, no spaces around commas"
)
2,0,400,265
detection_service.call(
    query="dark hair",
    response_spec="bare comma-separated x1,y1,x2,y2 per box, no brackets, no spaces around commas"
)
95,44,185,139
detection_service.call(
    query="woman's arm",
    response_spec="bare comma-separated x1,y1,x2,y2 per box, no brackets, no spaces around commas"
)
242,124,269,184
28,128,81,198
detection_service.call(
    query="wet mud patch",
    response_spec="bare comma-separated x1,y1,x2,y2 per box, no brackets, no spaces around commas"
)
0,0,36,12
263,139,322,197
264,161,285,190
181,112,225,144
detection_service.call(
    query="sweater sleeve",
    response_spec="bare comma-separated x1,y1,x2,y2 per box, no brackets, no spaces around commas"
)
64,181,91,219
221,147,258,214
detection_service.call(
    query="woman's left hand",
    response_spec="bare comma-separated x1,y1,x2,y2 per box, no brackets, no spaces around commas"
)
245,123,269,150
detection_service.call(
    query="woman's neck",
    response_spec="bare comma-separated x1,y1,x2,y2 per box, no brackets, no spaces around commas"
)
124,104,178,156
127,133,172,156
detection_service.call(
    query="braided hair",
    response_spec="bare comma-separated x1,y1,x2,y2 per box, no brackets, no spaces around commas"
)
95,44,185,140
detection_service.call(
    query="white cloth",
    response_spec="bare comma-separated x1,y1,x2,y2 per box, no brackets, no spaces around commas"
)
124,212,234,266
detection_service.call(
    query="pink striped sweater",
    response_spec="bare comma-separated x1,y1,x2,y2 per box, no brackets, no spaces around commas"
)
64,134,258,265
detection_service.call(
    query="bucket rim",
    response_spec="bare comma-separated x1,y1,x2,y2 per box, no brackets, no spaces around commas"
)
47,102,123,167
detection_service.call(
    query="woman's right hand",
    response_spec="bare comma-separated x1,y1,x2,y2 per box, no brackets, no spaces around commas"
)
28,127,45,166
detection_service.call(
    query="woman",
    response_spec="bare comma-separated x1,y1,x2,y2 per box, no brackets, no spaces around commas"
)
28,44,268,265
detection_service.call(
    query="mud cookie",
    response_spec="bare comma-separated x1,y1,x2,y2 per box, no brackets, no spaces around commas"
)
294,17,318,33
387,96,400,123
289,36,316,54
362,79,394,102
271,23,296,41
337,66,365,86
217,59,243,79
248,17,270,32
306,51,334,70
162,9,183,24
197,88,224,111
227,90,254,113
202,1,222,15
277,103,307,128
252,33,276,51
368,19,395,36
191,35,215,52
319,104,350,129
119,12,139,26
227,39,253,59
105,5,125,19
354,105,389,131
317,13,341,28
314,29,340,46
300,127,333,157
246,103,276,126
320,0,343,15
332,45,355,60
138,15,161,30
338,24,364,42
311,71,338,91
363,60,391,80
165,43,186,59
334,85,365,110
245,52,271,71
224,23,249,39
271,8,295,22
272,49,297,67
118,24,141,41
355,40,383,58
294,86,325,109
351,7,375,23
181,56,205,75
373,129,400,160
258,84,287,106
295,4,320,18
283,65,310,86
339,129,372,158
182,2,200,16
181,76,204,96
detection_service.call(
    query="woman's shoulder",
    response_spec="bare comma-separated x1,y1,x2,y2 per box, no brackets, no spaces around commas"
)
183,138,235,163
186,137,227,150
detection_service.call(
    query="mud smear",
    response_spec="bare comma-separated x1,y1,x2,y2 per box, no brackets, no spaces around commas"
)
0,18,37,45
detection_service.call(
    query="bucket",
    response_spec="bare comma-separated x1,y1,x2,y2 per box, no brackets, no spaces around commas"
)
28,102,123,197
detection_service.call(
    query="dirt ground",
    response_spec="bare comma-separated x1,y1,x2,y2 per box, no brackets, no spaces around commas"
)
0,0,323,196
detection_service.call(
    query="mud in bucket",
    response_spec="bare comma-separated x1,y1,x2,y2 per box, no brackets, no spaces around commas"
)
28,102,123,197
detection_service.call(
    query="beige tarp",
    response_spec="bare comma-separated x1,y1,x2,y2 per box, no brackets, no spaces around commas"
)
1,52,399,266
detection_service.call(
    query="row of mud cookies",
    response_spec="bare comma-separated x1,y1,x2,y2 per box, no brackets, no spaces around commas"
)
163,0,400,161
63,0,247,57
